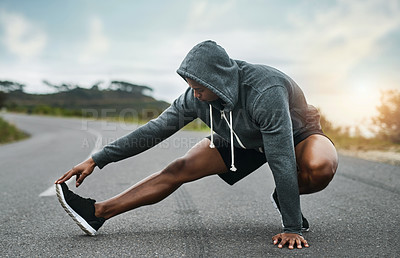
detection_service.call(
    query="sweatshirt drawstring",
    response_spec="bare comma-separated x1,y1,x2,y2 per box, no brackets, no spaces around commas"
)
209,105,237,172
209,104,215,148
229,111,237,171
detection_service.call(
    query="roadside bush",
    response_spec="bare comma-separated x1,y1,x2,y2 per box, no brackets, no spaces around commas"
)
0,117,29,144
373,90,400,143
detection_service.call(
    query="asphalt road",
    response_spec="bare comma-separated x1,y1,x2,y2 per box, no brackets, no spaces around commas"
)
1,113,399,257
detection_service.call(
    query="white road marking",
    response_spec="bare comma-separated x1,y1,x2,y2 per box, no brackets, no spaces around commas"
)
39,128,103,197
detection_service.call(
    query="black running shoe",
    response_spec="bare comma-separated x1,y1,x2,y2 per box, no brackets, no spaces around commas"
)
56,183,105,236
270,189,310,232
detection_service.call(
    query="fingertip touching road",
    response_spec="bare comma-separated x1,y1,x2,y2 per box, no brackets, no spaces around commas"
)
1,113,399,257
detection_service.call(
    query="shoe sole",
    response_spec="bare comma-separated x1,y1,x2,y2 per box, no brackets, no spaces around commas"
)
55,184,97,236
270,193,310,232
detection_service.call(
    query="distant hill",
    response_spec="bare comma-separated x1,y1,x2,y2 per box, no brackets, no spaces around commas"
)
3,81,170,119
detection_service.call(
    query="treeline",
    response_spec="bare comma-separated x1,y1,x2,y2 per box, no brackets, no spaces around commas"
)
0,80,170,120
321,89,400,149
0,80,153,94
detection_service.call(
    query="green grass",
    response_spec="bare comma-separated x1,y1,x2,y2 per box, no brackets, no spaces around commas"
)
324,130,400,152
7,105,92,117
0,116,29,144
182,119,209,131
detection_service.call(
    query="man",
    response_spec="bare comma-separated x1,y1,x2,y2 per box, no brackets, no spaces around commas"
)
55,40,338,250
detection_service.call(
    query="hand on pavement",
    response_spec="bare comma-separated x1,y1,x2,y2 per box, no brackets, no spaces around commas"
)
55,157,97,187
272,232,309,249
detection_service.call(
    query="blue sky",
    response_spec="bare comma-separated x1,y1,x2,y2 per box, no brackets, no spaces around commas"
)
1,0,399,128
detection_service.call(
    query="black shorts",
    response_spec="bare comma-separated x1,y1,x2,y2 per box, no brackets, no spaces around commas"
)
207,129,331,185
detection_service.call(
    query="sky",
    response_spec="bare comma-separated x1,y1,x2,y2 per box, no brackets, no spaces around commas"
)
0,0,399,129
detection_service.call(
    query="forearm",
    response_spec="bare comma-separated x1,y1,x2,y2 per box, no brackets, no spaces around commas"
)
269,159,302,233
254,86,302,234
92,103,196,168
92,120,179,168
263,132,302,234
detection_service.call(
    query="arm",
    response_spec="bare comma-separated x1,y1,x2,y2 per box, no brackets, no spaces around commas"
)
56,94,197,186
92,98,197,169
92,100,197,168
252,86,302,234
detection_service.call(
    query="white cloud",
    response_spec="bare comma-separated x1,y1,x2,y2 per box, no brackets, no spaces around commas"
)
178,0,399,82
263,0,400,124
0,9,47,59
184,0,235,32
79,17,110,63
177,0,400,125
274,0,400,93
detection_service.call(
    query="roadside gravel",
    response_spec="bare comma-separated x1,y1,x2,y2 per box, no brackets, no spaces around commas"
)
339,149,400,166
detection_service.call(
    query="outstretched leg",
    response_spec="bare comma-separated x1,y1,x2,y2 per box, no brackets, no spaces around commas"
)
295,134,338,194
94,138,227,219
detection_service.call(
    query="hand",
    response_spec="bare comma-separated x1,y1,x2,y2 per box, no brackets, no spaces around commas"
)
55,158,97,187
272,233,309,249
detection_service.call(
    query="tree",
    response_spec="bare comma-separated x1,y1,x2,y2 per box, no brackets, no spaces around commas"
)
42,80,77,92
372,89,400,143
91,81,103,91
0,80,25,92
0,91,6,108
0,80,25,107
109,81,153,95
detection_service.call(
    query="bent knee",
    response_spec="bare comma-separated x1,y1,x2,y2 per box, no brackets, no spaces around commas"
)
162,157,186,174
160,157,192,184
301,159,337,189
308,159,336,179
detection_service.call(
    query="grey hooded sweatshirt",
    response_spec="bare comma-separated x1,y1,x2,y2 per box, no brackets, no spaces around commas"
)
92,40,321,234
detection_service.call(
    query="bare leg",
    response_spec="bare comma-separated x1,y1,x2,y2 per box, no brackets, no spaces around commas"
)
295,134,338,195
94,138,227,219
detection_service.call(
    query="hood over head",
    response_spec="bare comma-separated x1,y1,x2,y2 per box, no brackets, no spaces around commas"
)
177,40,239,111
